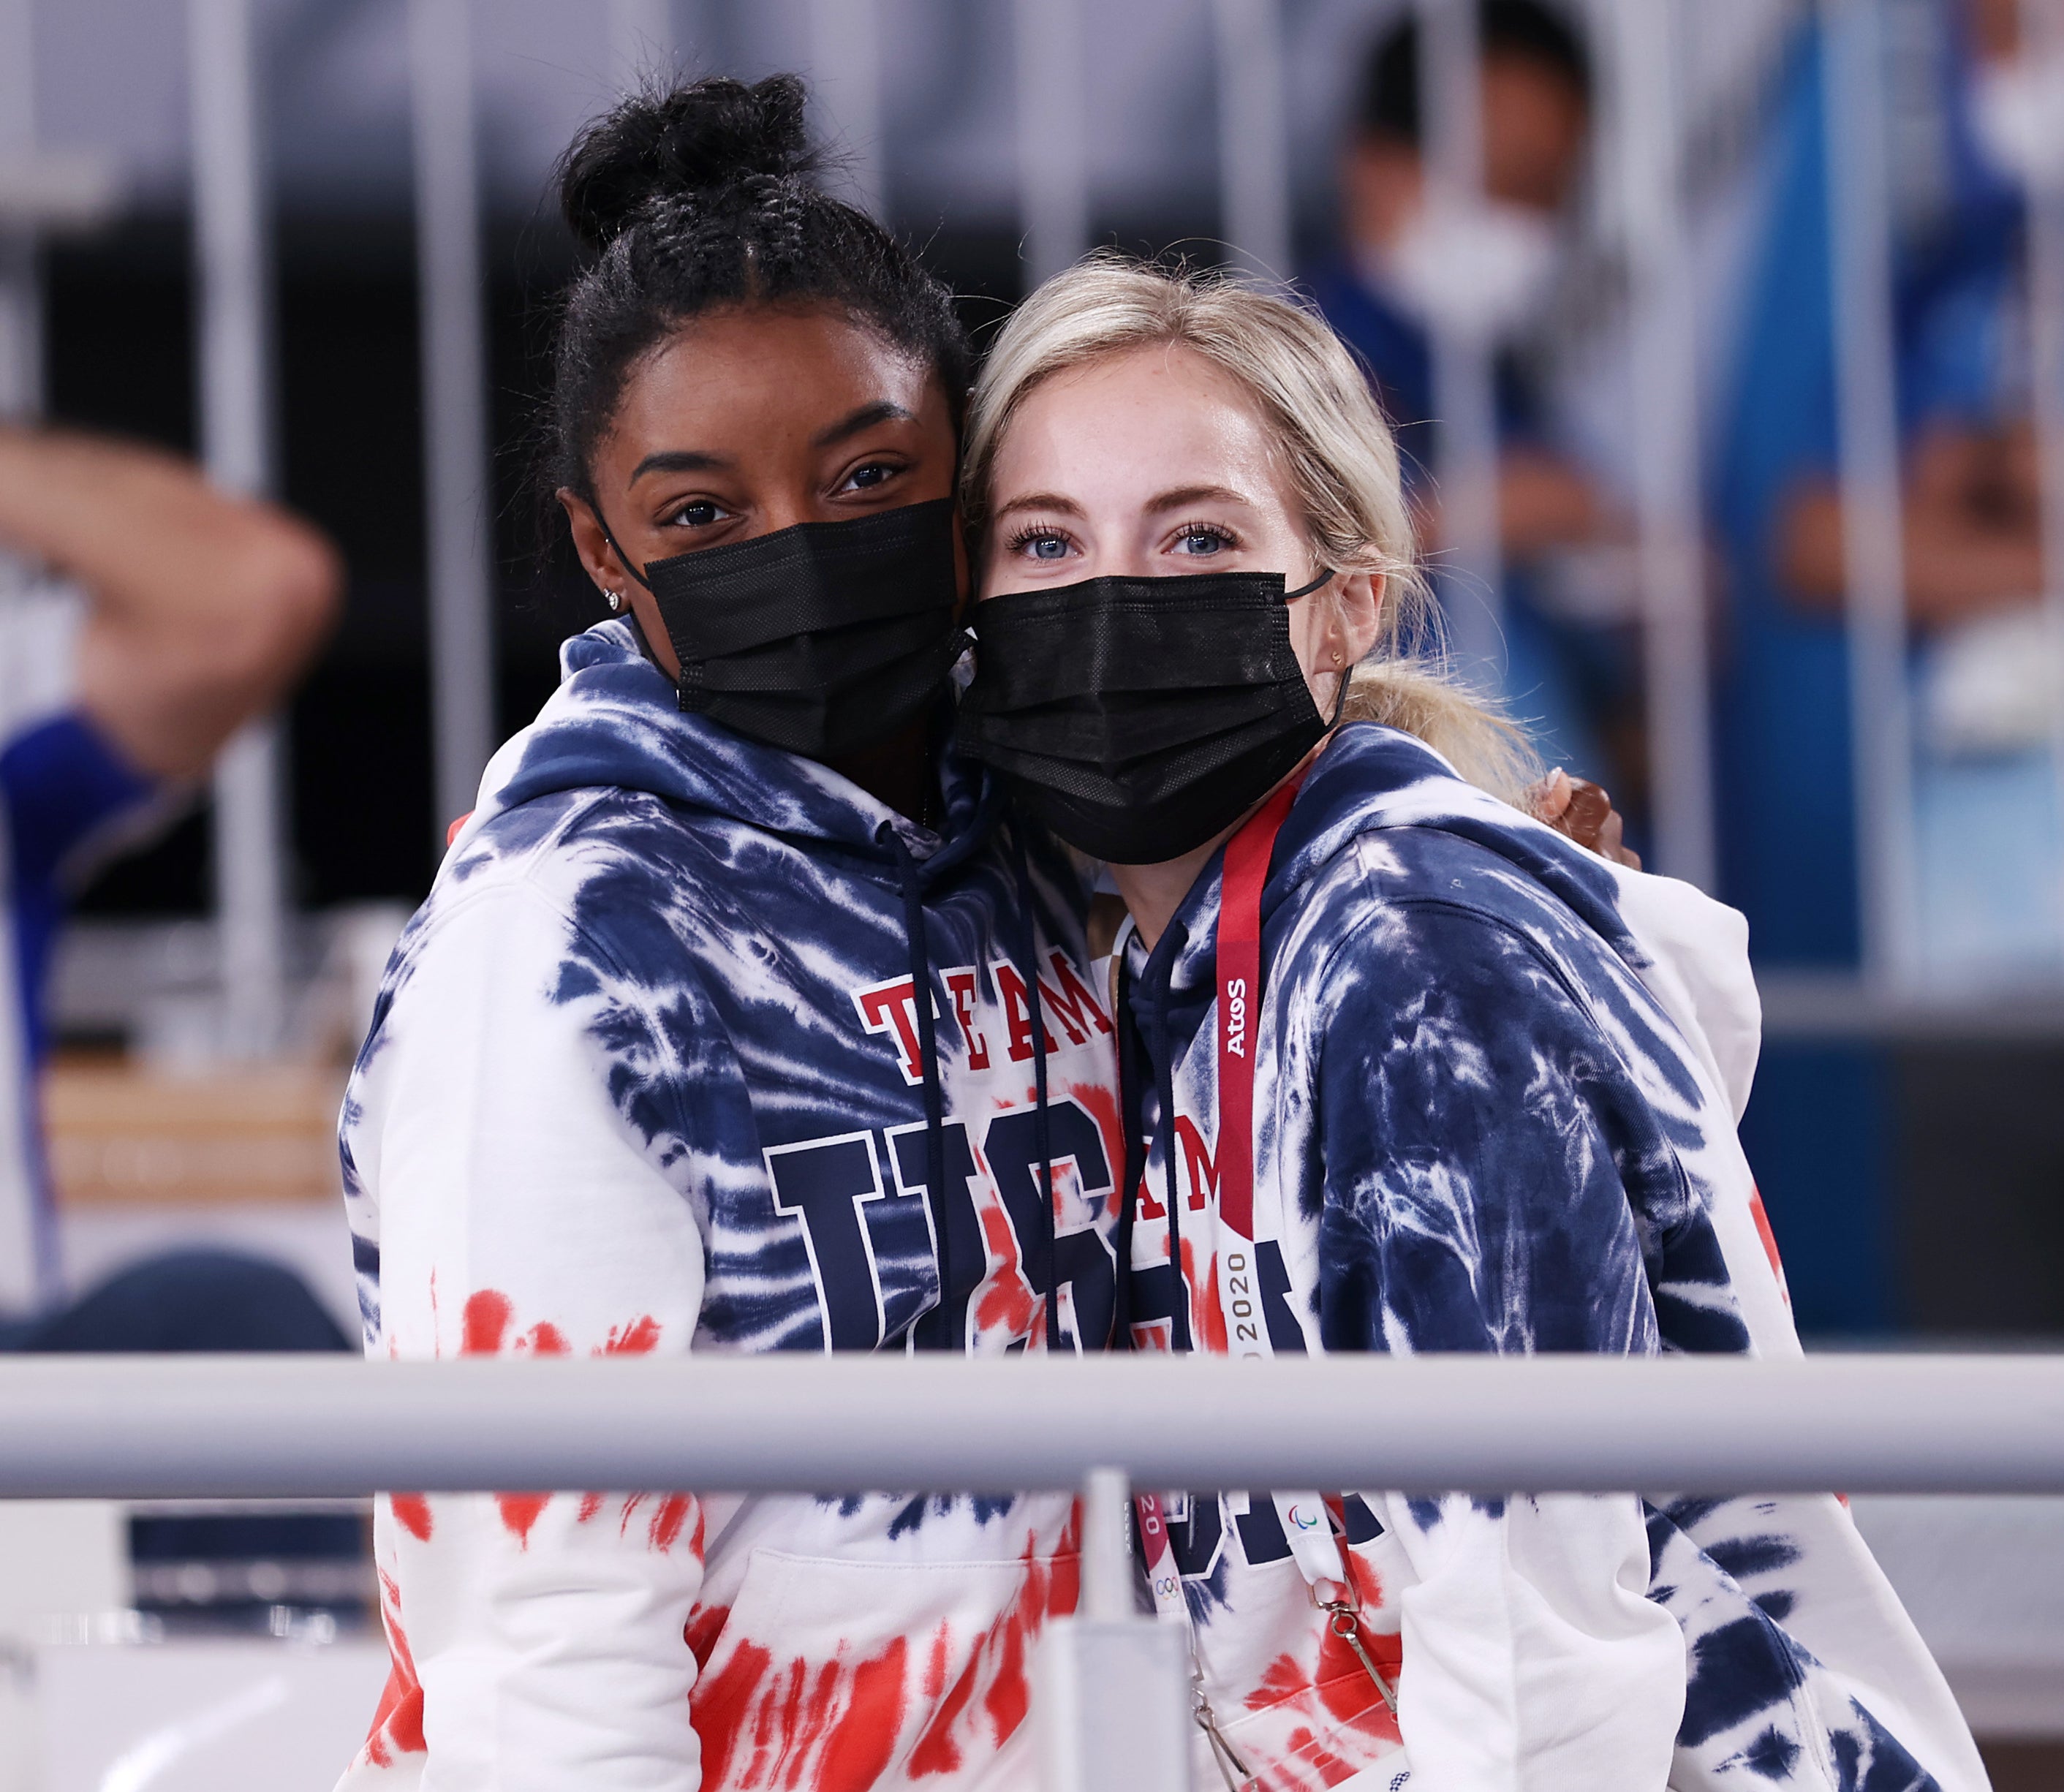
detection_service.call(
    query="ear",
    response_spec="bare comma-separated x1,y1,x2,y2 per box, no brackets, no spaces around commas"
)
1334,570,1383,666
559,486,681,679
559,487,629,598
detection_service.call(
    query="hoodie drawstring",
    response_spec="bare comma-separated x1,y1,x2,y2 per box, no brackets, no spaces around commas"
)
889,832,952,1329
1009,827,1062,1353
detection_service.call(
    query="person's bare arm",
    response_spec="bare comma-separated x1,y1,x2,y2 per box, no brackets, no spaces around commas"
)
1777,422,2045,630
1413,445,1626,565
1497,445,1622,562
0,427,341,778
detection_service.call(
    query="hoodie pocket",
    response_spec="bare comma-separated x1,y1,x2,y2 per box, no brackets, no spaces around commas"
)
689,1545,1081,1792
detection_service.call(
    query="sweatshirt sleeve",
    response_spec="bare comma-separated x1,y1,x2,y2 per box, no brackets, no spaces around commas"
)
341,878,713,1792
1311,898,1688,1791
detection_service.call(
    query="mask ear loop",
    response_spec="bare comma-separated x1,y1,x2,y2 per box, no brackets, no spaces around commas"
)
585,497,656,595
1284,568,1353,725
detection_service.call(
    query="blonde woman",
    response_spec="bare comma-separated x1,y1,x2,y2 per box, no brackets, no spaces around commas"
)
957,257,1982,1791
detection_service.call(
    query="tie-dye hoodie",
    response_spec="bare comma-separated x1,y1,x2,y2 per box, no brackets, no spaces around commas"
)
1118,723,1985,1792
336,620,1127,1792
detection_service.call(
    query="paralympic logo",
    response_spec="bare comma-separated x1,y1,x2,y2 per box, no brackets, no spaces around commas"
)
1284,1502,1324,1532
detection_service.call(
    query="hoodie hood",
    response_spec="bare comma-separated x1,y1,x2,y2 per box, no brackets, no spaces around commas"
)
1155,722,1761,1118
450,619,997,880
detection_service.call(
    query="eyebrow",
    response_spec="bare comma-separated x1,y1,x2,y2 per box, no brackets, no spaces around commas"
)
812,400,916,450
990,483,1255,523
991,491,1086,522
1143,483,1253,514
628,448,733,483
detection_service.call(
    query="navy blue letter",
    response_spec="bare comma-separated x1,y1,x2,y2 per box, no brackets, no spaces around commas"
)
765,1132,886,1350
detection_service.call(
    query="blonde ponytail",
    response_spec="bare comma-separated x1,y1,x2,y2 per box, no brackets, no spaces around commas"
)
1341,661,1539,804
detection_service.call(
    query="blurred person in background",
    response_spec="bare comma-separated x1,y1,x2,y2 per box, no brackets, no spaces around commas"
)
1306,0,1638,793
1727,0,2050,972
0,423,344,1350
1714,0,2052,1327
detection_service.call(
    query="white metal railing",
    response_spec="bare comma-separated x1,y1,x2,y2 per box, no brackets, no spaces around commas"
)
1821,0,1921,990
2023,0,2064,955
8,1353,2056,1788
0,0,40,420
189,0,290,1060
1609,0,1717,893
1213,0,1291,281
1,1353,2060,1500
1418,0,1507,688
409,0,496,848
1013,0,1091,285
811,0,886,220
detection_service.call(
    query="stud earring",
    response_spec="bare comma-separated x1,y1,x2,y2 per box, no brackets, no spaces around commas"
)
605,588,624,613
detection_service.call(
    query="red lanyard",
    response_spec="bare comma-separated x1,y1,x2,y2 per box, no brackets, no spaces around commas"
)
1135,767,1398,1731
1214,771,1306,1283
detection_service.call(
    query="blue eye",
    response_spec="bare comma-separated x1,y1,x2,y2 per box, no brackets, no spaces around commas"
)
1174,525,1233,556
1005,524,1077,562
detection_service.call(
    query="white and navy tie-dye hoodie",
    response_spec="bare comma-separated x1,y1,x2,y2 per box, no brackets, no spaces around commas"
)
336,620,1128,1791
1118,724,1986,1792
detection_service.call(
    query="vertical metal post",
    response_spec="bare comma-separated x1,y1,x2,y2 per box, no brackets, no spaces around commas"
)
1035,1463,1188,1792
1080,1464,1133,1621
1213,0,1290,280
189,0,288,1056
1820,0,1919,988
0,0,35,1300
1417,0,1505,687
608,0,676,86
409,0,496,840
1609,0,1716,890
0,0,39,420
1013,0,1090,284
2019,0,2064,948
810,0,885,219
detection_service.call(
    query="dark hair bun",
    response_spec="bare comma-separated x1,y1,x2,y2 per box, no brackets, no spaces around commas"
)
559,74,818,250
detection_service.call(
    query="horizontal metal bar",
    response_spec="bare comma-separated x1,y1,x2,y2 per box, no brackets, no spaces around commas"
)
1758,973,2064,1042
1,1355,2061,1500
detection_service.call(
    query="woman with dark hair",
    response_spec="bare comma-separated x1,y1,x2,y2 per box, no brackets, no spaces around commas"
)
336,76,1127,1790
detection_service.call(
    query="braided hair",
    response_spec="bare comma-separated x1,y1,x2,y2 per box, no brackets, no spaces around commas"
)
548,74,972,504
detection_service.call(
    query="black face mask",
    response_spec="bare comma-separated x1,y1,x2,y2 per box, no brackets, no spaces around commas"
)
956,567,1339,863
597,497,967,761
